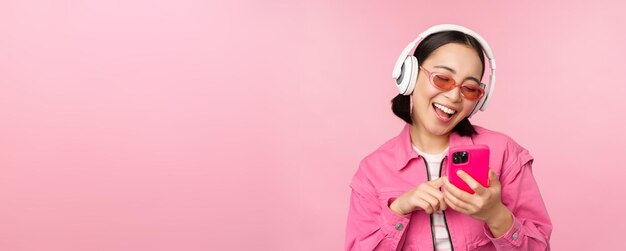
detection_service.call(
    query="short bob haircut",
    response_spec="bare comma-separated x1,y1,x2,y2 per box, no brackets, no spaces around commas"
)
391,31,486,137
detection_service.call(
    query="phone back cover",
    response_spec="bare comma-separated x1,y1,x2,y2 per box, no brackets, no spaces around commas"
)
447,144,490,194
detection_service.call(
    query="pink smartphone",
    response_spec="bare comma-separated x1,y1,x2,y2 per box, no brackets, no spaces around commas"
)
447,144,490,194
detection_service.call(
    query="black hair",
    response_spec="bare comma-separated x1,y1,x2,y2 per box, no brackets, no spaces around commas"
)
391,31,486,137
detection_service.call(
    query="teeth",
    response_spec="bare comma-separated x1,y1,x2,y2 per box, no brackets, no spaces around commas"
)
434,103,456,115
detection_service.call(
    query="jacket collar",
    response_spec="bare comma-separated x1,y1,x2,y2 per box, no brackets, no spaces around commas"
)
394,123,474,171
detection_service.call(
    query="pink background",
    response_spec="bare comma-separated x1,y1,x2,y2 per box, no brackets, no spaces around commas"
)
1,0,624,250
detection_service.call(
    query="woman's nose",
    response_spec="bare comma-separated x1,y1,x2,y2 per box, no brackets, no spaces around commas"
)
443,85,462,102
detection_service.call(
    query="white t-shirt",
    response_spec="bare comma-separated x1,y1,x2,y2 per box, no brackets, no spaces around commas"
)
412,144,452,250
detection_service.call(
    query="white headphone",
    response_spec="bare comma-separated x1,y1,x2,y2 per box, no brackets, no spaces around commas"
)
391,24,496,118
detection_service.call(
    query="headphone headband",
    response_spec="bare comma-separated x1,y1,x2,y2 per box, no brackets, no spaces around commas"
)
391,24,497,117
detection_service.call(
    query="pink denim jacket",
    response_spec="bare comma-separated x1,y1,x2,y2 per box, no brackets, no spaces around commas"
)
346,124,552,250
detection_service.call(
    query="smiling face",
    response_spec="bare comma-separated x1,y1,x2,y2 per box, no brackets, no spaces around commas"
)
410,42,484,136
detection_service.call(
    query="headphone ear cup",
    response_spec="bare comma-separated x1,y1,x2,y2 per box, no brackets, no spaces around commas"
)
396,56,418,95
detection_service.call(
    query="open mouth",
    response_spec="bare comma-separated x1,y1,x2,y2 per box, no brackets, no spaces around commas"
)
432,103,457,122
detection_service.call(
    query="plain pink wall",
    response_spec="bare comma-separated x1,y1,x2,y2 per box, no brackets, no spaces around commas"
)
1,0,625,250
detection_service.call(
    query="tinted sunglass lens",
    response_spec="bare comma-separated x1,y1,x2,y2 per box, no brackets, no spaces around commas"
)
433,74,454,90
461,85,483,100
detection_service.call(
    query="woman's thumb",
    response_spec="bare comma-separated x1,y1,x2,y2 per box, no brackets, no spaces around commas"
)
489,170,500,186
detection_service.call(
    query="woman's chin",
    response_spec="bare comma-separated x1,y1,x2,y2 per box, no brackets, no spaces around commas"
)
424,123,453,136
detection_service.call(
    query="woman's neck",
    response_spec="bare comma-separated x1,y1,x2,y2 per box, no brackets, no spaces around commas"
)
409,124,450,154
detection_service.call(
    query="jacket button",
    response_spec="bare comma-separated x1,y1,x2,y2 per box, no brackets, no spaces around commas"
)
512,232,519,240
395,223,403,231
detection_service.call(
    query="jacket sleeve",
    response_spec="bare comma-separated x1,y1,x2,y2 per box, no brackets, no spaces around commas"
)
483,156,553,250
345,173,411,251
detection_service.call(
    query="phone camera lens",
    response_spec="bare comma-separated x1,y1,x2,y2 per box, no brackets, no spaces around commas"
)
462,151,469,163
452,152,462,164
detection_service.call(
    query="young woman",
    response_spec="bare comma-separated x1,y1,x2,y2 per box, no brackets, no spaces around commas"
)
345,25,552,250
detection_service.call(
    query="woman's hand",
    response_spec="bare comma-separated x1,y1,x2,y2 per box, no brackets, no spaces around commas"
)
442,169,513,237
389,178,446,216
